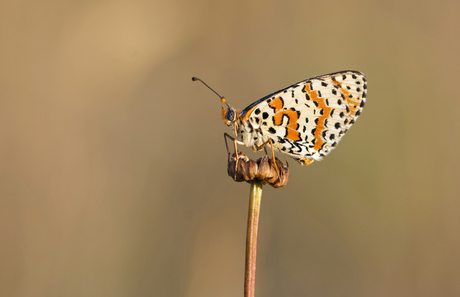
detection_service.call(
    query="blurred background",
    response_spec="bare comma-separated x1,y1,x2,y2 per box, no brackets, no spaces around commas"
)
1,0,460,296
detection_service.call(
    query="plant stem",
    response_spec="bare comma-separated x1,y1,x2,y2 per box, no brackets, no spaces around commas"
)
244,181,263,297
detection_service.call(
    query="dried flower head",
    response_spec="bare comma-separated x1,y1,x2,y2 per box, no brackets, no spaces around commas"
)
227,152,289,188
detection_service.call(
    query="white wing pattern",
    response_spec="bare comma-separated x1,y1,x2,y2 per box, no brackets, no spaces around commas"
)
238,70,367,165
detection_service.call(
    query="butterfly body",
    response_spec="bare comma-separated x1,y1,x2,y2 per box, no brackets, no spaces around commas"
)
221,70,367,165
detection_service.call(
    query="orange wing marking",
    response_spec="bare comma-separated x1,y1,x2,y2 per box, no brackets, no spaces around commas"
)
304,84,331,150
270,97,301,141
333,80,358,116
240,105,257,122
269,97,284,112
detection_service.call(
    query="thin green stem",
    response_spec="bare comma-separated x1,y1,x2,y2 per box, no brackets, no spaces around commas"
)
244,181,263,297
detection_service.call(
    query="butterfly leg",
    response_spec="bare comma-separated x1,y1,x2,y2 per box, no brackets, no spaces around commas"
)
224,133,243,159
254,139,280,174
224,133,245,178
254,140,276,160
223,133,233,160
267,139,283,177
268,139,276,161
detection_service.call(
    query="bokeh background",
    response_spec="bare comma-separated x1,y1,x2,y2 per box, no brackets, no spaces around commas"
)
2,0,460,296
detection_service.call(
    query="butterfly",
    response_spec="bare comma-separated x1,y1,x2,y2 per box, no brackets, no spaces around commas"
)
193,70,366,166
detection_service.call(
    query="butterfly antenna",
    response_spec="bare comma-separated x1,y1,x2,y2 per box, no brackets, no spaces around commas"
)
192,77,230,106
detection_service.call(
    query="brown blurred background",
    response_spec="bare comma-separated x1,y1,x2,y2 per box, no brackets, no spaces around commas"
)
1,0,460,296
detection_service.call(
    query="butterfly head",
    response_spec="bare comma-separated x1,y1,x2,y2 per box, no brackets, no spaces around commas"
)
221,98,238,126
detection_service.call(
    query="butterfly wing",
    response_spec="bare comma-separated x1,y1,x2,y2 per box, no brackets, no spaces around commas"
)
242,70,367,165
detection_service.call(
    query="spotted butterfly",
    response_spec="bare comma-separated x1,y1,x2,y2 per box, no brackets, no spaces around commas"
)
193,70,366,165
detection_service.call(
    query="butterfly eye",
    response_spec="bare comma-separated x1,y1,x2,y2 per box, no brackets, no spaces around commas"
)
226,108,236,123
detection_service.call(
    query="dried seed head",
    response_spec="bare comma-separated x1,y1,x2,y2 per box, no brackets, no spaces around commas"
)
227,152,290,188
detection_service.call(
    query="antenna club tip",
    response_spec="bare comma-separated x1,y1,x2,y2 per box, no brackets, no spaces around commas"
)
191,77,198,81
